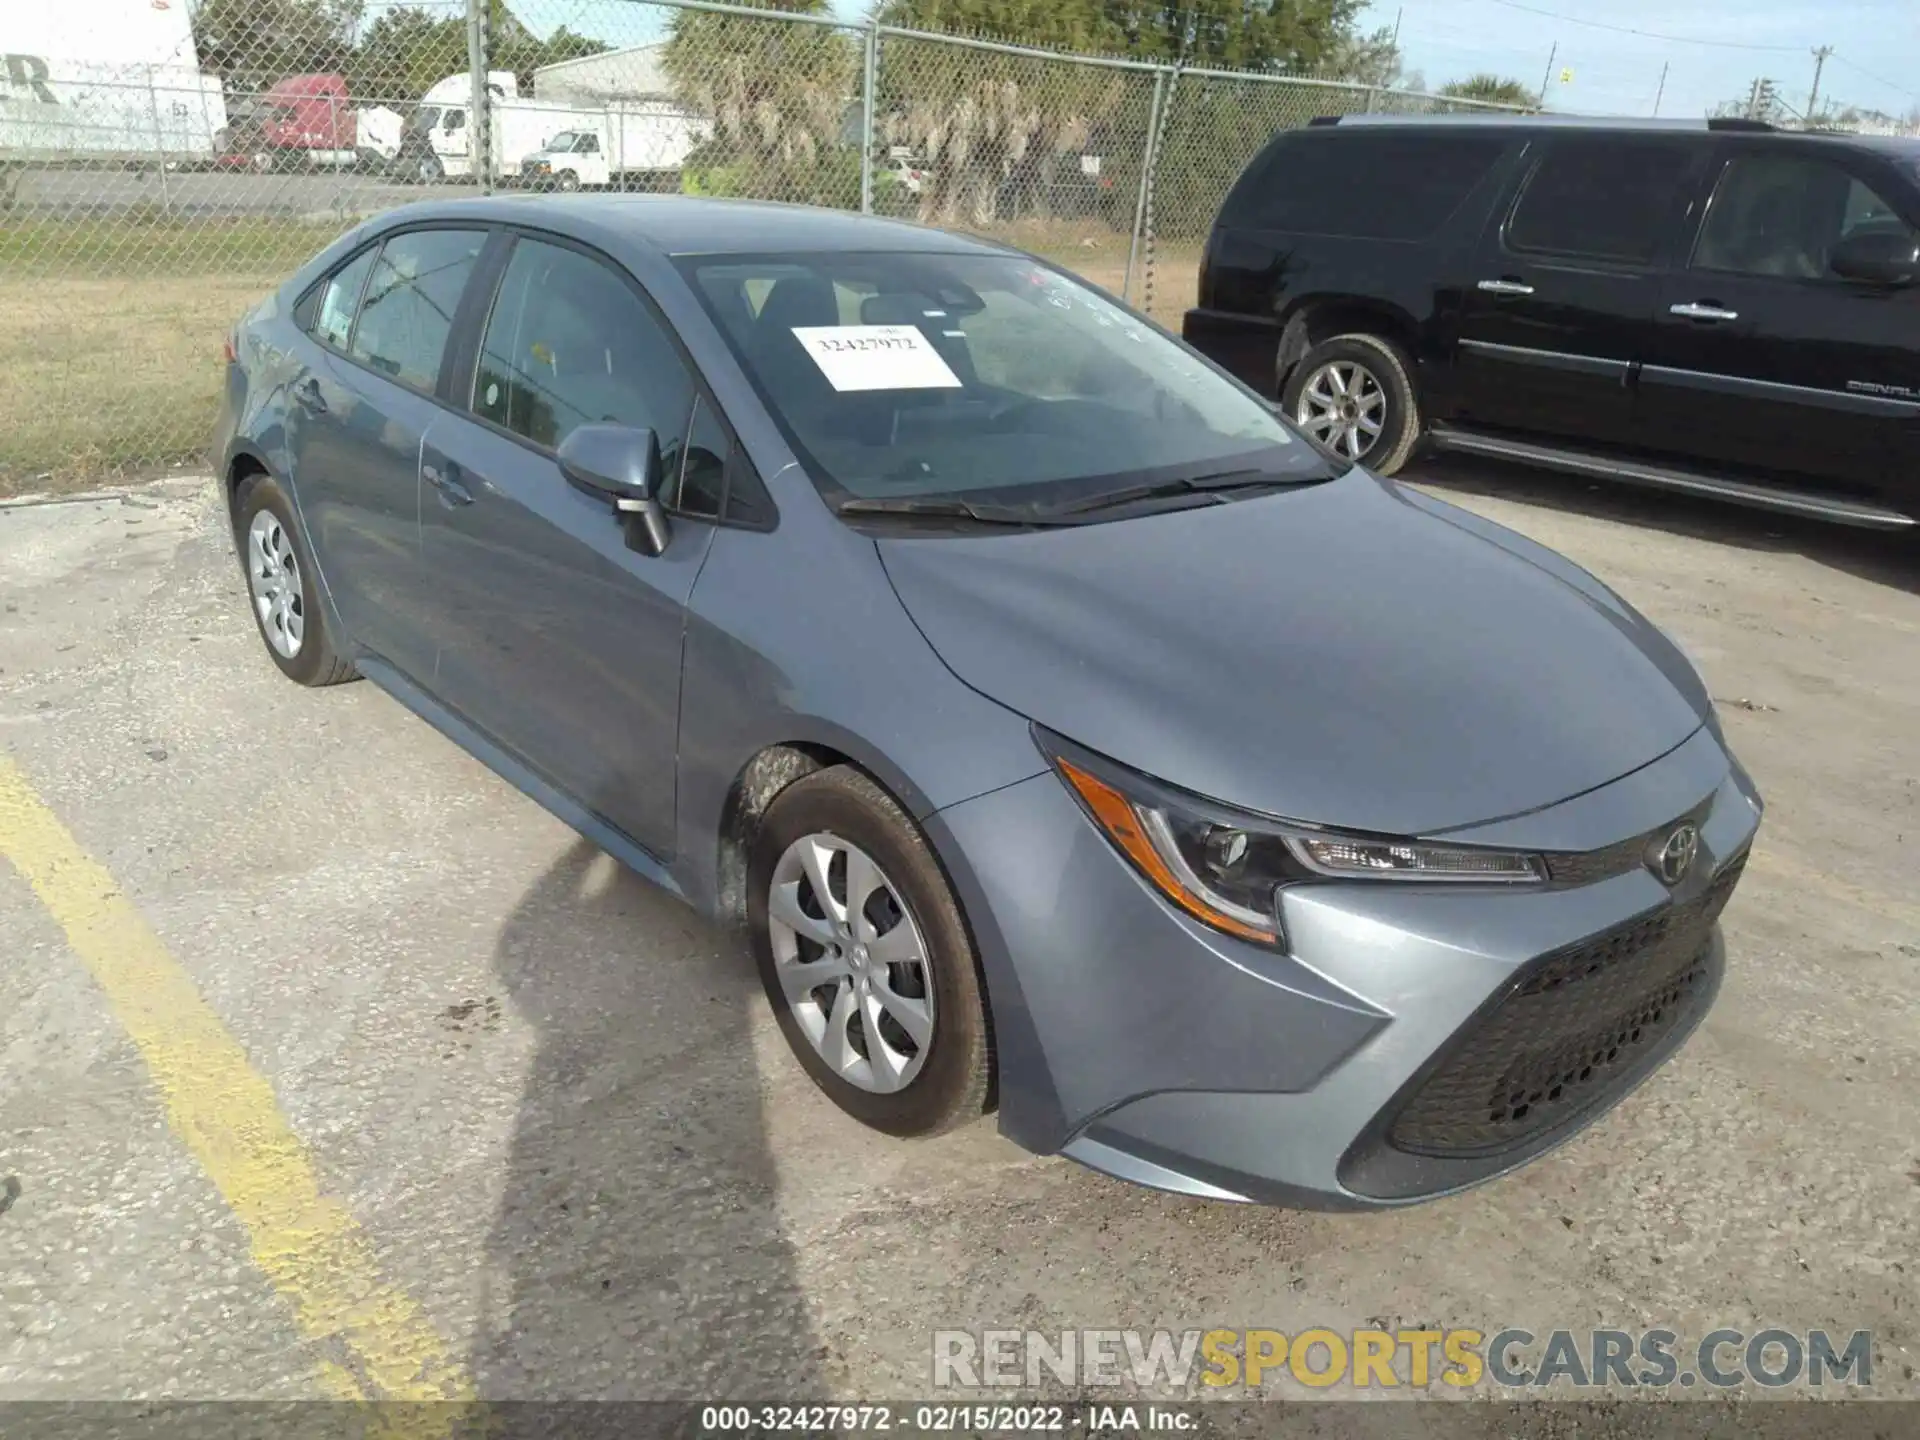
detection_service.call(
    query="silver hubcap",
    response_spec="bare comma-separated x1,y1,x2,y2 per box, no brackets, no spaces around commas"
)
767,833,935,1094
246,510,305,659
1296,360,1387,461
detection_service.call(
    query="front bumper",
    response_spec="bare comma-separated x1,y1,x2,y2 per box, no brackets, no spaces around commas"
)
925,723,1762,1209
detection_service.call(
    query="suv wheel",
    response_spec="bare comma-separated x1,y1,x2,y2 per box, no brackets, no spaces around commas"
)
748,766,993,1137
1283,333,1420,475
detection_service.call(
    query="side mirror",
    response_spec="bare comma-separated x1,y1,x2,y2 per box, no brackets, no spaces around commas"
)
1829,229,1920,287
557,423,672,557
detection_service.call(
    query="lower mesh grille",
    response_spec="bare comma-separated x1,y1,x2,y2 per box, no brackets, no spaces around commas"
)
1386,854,1746,1158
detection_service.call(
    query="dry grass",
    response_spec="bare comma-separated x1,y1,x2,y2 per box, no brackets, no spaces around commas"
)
0,273,279,493
0,216,1201,499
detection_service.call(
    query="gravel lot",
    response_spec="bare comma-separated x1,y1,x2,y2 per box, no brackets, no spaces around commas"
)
1,458,1915,1416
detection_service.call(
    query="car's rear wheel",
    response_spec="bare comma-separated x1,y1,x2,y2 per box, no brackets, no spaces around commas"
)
233,473,357,688
1283,333,1420,475
748,766,992,1137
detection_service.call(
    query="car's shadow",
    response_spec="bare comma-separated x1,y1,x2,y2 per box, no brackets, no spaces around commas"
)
470,837,826,1417
1404,453,1919,598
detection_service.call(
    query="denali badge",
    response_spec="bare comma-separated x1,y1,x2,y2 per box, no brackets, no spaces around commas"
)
1649,823,1700,886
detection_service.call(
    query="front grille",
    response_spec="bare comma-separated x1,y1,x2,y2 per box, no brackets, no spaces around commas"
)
1542,798,1712,887
1386,852,1746,1158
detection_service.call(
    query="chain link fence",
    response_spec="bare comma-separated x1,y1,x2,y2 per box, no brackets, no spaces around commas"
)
0,0,1523,490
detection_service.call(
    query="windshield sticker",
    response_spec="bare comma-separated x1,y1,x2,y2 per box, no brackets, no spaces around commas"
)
791,325,964,392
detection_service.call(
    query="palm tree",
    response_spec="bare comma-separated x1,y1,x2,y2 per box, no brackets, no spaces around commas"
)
874,0,1126,227
661,0,858,199
1440,74,1538,109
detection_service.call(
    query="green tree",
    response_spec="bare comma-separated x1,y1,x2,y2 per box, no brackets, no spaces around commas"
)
1104,0,1388,74
1318,25,1402,86
350,3,608,102
195,0,363,91
662,0,858,203
350,7,468,101
1440,74,1537,108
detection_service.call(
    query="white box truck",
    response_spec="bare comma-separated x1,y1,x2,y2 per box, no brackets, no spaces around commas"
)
518,103,708,191
2,0,226,162
407,73,601,184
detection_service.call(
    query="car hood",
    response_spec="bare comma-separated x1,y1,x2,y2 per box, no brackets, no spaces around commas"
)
876,471,1710,836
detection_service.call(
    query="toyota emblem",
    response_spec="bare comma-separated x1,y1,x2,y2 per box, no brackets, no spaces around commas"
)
1649,823,1700,886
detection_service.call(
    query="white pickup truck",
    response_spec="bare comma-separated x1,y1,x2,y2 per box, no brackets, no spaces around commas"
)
519,105,709,191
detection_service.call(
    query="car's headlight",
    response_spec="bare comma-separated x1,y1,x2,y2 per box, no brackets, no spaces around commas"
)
1038,729,1545,948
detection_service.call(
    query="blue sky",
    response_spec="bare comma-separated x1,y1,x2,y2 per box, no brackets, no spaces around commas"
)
505,0,1919,123
1359,0,1920,119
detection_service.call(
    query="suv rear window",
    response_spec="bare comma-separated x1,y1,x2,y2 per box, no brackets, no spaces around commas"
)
1223,132,1508,241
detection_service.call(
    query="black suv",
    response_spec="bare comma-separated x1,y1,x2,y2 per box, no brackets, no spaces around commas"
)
1183,115,1920,529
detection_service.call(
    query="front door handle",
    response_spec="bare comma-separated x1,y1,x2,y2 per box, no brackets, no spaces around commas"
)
422,462,473,506
292,377,327,413
1477,279,1536,296
1670,302,1740,322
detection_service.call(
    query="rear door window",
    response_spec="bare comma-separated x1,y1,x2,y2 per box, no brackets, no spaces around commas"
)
1226,132,1509,240
1506,137,1698,265
348,228,486,392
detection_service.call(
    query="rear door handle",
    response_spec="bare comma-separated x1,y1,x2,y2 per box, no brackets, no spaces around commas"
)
1670,302,1740,322
292,377,327,413
422,462,473,506
1477,279,1536,296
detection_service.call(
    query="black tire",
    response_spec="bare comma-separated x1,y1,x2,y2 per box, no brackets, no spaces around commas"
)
748,766,993,1137
555,169,580,193
1281,332,1421,476
232,473,358,688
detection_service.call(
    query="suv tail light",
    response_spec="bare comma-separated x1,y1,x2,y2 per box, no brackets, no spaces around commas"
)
221,331,237,364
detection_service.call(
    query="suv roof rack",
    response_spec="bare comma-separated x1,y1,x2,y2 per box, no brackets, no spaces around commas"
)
1310,113,1716,130
1706,117,1774,132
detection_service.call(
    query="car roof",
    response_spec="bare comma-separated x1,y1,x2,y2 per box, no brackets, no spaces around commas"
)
359,194,1012,258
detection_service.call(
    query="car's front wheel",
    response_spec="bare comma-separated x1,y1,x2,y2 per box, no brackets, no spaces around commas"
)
233,473,357,687
1283,333,1420,475
748,766,993,1136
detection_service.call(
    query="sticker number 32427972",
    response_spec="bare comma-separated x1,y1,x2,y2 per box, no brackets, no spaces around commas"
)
790,324,964,392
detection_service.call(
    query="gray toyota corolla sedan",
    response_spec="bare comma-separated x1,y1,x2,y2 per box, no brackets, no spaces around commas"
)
213,195,1763,1208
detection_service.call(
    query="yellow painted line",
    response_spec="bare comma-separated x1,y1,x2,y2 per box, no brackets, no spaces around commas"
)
0,755,475,1412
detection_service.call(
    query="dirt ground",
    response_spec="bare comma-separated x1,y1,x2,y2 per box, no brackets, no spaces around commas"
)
1,456,1915,1421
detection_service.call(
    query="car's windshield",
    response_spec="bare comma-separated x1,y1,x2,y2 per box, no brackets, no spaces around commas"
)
678,251,1334,513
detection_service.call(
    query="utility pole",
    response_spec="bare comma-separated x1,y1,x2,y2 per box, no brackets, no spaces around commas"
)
1391,7,1402,49
1539,42,1557,109
1652,61,1668,117
1807,45,1833,126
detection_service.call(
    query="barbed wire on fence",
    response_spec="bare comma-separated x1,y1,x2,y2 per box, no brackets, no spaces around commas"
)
0,0,1531,486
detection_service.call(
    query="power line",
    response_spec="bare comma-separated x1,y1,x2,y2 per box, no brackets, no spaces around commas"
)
1473,0,1806,53
1829,53,1920,104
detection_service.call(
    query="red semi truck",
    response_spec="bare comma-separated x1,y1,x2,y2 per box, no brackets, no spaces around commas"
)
221,73,400,171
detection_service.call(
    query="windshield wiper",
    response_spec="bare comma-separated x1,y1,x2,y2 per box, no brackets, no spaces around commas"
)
836,496,1076,527
1044,467,1299,517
